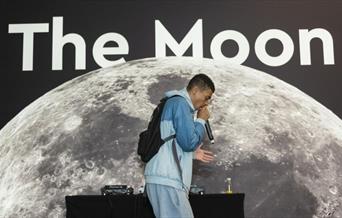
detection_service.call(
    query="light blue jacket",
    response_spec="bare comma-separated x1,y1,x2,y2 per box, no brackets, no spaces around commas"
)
144,88,206,192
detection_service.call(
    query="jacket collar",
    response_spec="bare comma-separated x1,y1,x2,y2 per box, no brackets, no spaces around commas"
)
165,87,195,112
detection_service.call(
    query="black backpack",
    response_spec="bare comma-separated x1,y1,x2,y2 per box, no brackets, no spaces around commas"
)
137,96,178,162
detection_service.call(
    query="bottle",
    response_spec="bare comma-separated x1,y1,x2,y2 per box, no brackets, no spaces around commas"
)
226,177,233,194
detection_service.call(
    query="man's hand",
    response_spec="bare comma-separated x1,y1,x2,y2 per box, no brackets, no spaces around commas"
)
197,106,210,121
195,144,214,163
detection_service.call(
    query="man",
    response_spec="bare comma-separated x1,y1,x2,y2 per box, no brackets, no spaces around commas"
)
144,74,215,218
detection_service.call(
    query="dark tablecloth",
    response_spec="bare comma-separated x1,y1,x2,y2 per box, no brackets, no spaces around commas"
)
65,193,245,218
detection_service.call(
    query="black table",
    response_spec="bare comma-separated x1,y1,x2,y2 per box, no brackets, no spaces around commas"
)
66,193,245,218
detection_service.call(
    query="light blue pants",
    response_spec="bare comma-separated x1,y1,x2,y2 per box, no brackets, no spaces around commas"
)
146,183,194,218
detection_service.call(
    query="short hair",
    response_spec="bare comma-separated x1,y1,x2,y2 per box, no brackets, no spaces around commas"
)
186,74,215,93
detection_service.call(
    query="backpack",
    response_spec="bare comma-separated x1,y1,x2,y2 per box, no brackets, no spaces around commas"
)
137,95,178,162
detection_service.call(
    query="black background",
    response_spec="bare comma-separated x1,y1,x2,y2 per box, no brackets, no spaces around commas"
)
3,0,342,129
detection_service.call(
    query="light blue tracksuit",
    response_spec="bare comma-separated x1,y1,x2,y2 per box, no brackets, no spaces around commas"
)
144,88,206,218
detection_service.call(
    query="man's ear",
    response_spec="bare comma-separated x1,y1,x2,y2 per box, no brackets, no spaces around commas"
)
191,86,200,95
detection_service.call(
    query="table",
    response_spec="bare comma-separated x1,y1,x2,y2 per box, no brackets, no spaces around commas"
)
65,193,245,218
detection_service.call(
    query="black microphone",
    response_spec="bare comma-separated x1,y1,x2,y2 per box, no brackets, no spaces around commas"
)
205,120,214,144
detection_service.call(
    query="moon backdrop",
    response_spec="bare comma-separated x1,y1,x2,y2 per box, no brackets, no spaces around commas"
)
0,57,341,218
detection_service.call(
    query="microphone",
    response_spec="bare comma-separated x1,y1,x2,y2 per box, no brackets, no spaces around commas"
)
205,120,214,144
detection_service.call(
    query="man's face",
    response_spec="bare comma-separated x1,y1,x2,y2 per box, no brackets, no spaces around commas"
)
189,86,213,110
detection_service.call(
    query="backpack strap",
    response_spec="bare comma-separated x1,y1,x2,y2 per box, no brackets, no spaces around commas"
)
171,138,183,181
163,134,175,142
164,95,190,193
171,138,189,194
161,95,180,142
